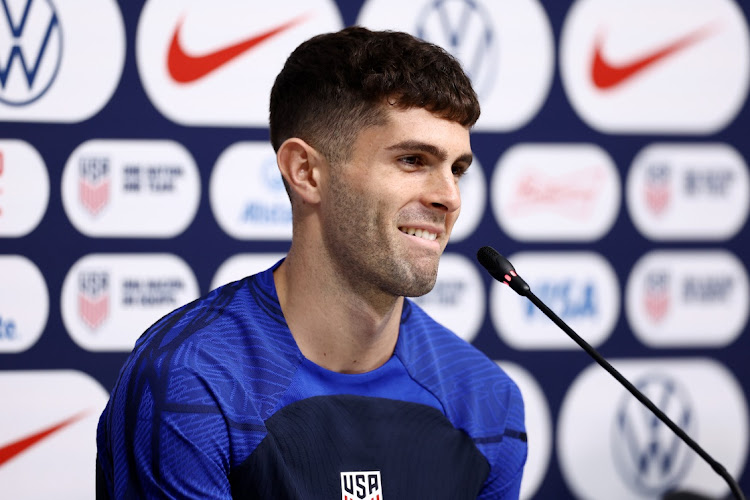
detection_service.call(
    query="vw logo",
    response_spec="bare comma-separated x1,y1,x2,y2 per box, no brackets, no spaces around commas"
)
0,0,63,106
611,373,695,495
415,0,498,98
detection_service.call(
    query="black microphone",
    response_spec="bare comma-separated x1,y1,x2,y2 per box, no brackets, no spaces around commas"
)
477,245,746,500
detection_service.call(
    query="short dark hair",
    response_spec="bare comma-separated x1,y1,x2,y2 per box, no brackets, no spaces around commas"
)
269,26,480,165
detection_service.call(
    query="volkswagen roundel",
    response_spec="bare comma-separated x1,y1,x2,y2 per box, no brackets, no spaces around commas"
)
0,0,125,122
357,0,554,132
558,358,749,498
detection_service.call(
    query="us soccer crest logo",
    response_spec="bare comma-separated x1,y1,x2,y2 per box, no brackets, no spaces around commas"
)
644,164,671,216
644,272,670,323
78,271,109,329
78,156,110,216
341,471,383,500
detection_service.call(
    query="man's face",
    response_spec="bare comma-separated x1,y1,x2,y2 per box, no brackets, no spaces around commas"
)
319,106,472,299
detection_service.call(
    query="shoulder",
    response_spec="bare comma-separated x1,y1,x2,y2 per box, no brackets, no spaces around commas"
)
397,300,523,422
131,268,283,356
98,267,305,494
97,268,299,498
398,299,516,394
109,266,301,423
397,300,527,490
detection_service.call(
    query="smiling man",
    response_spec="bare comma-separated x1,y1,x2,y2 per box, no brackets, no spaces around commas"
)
96,27,527,499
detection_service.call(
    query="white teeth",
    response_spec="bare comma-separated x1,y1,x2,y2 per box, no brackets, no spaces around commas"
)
399,227,437,241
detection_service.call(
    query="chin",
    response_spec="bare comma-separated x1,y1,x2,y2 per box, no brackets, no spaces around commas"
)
399,274,438,298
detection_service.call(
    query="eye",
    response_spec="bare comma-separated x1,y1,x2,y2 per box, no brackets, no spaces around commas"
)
399,155,425,168
452,164,469,178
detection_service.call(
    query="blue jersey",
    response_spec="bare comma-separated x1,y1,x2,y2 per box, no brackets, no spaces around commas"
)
96,262,527,499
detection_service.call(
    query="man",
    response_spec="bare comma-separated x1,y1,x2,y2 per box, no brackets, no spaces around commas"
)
97,26,527,499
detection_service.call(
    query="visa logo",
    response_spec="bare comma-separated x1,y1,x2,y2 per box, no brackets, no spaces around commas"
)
526,281,597,319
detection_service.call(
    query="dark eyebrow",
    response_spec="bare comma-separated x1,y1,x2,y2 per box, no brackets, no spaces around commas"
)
385,140,473,166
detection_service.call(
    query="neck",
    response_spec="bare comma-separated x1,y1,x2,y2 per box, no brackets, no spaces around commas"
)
274,245,403,374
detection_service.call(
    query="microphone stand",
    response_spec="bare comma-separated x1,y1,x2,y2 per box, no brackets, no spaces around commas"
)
477,246,746,500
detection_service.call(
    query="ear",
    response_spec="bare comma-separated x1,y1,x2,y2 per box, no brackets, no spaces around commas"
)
276,138,325,205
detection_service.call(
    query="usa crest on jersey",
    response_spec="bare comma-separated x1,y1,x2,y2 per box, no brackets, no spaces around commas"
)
340,471,383,500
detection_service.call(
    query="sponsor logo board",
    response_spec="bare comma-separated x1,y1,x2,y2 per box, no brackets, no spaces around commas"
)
0,139,49,237
136,0,343,126
61,253,199,351
62,140,201,238
0,0,125,122
0,370,109,499
558,358,748,499
357,0,554,131
627,143,749,240
491,143,620,241
210,142,292,240
560,0,750,133
626,250,748,348
0,255,48,352
490,252,619,350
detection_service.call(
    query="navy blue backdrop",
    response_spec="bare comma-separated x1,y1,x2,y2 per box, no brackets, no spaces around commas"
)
1,0,748,498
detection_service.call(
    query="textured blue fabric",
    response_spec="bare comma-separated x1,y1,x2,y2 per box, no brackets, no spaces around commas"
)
96,261,527,499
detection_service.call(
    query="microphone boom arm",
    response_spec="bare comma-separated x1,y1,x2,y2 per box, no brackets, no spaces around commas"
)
477,246,745,500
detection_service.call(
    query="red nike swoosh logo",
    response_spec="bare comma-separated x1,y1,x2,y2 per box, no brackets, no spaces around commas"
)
591,23,719,90
0,410,90,466
167,14,309,84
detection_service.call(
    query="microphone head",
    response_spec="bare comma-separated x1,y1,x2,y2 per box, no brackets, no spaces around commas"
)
477,245,518,278
476,246,530,296
477,246,509,273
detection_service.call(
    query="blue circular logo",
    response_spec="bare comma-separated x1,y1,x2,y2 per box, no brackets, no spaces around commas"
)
0,0,63,106
611,373,695,495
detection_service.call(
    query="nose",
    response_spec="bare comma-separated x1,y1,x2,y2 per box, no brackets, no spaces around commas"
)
425,167,461,214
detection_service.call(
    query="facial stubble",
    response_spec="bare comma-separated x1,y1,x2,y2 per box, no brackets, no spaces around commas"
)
322,170,442,300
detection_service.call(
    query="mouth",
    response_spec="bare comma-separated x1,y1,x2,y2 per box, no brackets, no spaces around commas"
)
398,226,438,241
